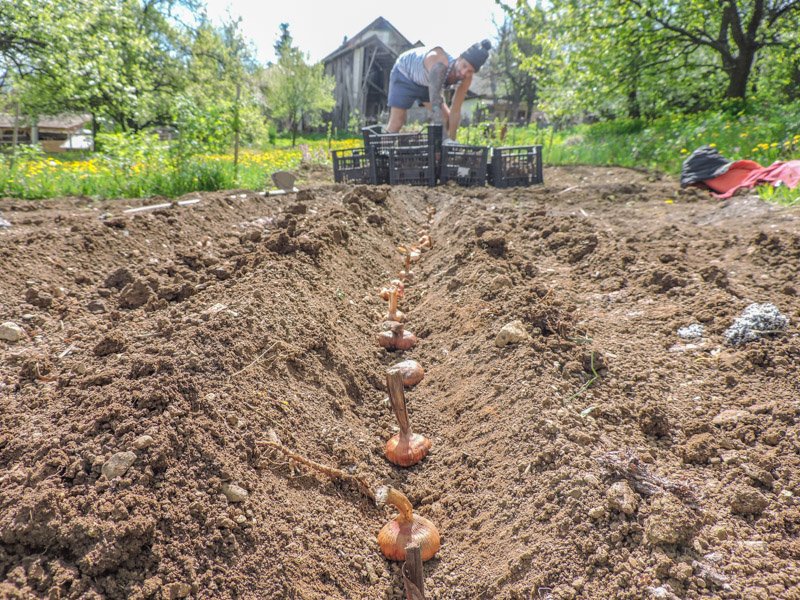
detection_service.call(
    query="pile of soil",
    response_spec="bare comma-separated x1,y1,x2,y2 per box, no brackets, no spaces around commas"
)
1,166,798,600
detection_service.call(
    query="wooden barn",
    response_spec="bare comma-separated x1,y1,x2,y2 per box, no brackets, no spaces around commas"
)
323,17,420,129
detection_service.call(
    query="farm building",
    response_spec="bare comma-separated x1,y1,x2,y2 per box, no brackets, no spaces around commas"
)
0,113,93,152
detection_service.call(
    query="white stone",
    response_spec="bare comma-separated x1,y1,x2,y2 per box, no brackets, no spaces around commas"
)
712,409,754,427
0,322,25,342
495,320,531,347
221,482,249,502
132,435,154,450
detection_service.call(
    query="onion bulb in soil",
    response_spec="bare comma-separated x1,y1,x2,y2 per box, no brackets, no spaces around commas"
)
384,369,430,466
390,359,424,387
376,486,440,561
397,245,421,281
384,286,405,322
379,279,404,301
377,321,417,351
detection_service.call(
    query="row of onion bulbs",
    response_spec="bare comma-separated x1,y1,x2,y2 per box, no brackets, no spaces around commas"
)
375,218,441,564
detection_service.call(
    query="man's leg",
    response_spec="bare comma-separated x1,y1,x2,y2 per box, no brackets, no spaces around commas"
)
386,107,407,133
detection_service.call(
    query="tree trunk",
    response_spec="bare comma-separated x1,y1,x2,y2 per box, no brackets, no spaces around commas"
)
787,63,800,100
233,82,241,183
91,113,98,152
627,89,641,119
725,49,756,99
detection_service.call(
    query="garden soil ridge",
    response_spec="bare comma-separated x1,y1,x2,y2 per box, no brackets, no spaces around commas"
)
1,165,799,599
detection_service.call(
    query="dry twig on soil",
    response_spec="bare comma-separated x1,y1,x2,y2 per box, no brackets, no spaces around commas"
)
258,429,374,500
597,449,700,507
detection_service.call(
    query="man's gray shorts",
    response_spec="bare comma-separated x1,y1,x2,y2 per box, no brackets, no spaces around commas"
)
388,67,429,109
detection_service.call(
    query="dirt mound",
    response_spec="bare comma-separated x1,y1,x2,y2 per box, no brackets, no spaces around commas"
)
1,168,799,599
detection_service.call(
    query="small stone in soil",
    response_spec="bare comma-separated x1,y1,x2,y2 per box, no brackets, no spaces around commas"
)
606,481,639,515
0,322,25,342
495,320,532,347
730,486,769,515
132,435,155,450
101,451,137,480
221,483,249,502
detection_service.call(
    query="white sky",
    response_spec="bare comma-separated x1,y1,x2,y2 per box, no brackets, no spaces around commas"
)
201,0,515,64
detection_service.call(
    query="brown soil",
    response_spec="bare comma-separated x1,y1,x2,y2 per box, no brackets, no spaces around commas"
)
1,166,799,600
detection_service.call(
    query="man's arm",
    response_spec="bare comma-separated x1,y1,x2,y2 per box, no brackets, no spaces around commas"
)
427,62,447,125
422,48,449,125
447,73,472,140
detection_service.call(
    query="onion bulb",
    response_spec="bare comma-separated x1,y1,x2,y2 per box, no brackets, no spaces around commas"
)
384,286,405,322
379,279,404,301
390,359,424,387
376,486,440,561
397,245,421,281
377,321,417,351
384,369,430,466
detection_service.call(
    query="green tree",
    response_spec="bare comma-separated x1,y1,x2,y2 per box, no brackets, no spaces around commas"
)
176,17,263,153
490,7,546,124
273,22,293,60
508,0,800,119
623,0,800,100
261,27,334,145
5,0,203,132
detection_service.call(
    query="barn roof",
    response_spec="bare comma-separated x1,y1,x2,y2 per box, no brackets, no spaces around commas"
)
322,17,417,63
0,113,91,131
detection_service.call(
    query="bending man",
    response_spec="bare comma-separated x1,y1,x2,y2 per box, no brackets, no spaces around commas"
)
386,39,491,142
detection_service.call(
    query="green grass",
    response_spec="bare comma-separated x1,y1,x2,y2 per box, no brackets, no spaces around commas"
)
0,137,360,200
460,101,800,204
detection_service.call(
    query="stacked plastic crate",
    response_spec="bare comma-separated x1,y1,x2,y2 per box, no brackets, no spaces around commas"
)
332,126,544,188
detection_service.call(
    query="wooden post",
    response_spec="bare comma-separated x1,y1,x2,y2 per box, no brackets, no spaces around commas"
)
233,81,241,184
12,98,20,150
402,544,424,600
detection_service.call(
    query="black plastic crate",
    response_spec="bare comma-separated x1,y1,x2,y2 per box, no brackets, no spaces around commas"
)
331,147,371,184
440,144,489,186
490,145,544,188
363,126,425,154
363,125,443,184
388,145,436,187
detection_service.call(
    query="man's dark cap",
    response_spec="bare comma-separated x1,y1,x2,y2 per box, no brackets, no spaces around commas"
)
461,39,492,72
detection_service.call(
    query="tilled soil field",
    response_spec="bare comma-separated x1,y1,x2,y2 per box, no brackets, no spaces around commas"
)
1,166,799,600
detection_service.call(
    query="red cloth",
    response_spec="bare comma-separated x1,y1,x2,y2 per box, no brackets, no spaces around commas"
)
711,160,800,199
703,160,761,194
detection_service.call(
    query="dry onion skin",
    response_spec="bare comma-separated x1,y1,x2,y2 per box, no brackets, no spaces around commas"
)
377,321,417,351
376,486,440,562
390,359,424,387
384,369,431,467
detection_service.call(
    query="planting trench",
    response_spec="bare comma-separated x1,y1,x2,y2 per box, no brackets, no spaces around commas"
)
1,166,800,600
